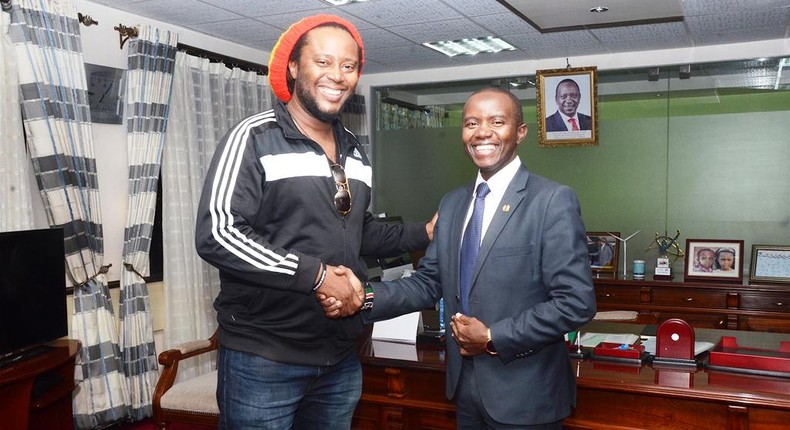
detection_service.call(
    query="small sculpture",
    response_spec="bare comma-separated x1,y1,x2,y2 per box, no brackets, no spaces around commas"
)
647,230,685,263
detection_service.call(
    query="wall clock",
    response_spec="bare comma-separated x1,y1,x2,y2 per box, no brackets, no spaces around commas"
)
86,64,125,124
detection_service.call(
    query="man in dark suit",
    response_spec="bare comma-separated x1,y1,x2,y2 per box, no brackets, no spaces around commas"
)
545,78,592,132
321,87,596,429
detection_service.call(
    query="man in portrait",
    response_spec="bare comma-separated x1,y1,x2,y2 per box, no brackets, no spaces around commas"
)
546,78,592,132
591,236,614,268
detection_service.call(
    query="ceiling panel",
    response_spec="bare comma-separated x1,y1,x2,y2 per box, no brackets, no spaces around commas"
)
500,0,684,30
84,0,790,78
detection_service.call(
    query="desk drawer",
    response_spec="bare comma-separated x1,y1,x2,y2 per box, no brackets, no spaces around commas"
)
652,290,726,308
740,294,790,312
595,287,641,304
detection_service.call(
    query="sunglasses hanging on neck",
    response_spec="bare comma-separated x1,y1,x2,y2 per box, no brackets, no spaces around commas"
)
329,163,351,215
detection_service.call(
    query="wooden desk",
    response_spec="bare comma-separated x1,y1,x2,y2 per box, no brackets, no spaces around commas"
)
353,338,790,430
0,340,81,430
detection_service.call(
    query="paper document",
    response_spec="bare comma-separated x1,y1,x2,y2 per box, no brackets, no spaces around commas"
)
372,311,421,344
579,332,640,348
372,266,420,343
639,336,715,356
381,263,415,281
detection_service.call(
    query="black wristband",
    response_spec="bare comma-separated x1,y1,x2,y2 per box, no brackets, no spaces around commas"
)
313,262,327,291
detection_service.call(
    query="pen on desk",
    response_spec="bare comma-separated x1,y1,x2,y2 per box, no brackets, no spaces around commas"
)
576,331,582,354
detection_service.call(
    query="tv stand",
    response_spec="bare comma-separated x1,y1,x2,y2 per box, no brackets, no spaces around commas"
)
0,339,80,430
0,345,53,369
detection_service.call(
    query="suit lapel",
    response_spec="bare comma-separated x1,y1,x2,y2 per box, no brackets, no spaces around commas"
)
471,166,529,290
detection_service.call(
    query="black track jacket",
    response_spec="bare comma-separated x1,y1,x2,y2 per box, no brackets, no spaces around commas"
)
195,101,429,366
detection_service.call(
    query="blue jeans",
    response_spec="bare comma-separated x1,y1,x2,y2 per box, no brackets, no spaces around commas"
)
217,346,362,430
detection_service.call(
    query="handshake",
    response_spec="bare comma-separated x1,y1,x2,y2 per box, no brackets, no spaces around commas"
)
314,265,364,319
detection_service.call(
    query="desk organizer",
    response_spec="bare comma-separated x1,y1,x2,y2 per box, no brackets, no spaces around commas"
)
592,342,647,364
707,336,790,378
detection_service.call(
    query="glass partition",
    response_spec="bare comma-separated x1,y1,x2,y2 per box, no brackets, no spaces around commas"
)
371,57,790,277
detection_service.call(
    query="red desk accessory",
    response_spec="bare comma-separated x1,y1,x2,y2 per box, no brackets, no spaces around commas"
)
707,336,790,378
653,318,698,367
592,342,646,364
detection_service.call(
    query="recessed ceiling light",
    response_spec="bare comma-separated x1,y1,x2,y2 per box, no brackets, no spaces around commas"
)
322,0,369,5
590,6,609,13
422,37,516,57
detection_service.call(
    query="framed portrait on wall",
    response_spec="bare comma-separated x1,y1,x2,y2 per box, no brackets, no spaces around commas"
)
683,239,744,283
587,232,619,277
536,66,598,148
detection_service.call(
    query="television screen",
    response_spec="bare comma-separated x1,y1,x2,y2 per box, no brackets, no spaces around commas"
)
0,228,67,359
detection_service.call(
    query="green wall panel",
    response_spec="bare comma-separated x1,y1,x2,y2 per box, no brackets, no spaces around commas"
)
372,86,790,277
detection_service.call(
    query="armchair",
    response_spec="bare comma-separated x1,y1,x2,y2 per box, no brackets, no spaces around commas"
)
152,330,220,429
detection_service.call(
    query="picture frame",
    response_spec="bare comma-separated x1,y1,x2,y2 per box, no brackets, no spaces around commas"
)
749,245,790,285
683,239,744,283
536,66,598,148
587,232,619,277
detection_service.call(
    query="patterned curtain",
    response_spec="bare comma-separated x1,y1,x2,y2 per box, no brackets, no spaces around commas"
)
162,52,270,380
1,3,34,232
8,0,130,428
120,25,178,420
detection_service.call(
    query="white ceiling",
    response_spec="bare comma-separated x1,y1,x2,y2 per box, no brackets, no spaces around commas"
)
503,0,684,30
87,0,790,74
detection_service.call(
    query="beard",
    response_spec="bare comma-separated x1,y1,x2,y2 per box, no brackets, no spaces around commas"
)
295,78,347,123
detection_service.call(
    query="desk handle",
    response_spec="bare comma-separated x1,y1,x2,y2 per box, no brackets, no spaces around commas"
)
685,297,694,302
605,293,612,298
776,302,784,306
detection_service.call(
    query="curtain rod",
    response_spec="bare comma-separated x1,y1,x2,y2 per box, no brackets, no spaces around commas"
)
178,43,268,76
114,23,138,49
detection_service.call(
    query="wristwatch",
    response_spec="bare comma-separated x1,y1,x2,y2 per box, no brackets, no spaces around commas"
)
485,328,498,356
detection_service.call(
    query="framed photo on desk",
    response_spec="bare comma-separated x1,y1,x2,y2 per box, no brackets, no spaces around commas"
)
586,232,619,277
749,245,790,285
684,239,743,283
536,66,598,148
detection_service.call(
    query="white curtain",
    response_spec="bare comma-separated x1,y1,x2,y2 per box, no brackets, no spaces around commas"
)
0,6,34,231
8,1,129,428
161,51,270,380
120,25,178,421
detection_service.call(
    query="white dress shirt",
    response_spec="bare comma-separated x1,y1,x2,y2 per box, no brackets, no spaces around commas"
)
461,156,521,245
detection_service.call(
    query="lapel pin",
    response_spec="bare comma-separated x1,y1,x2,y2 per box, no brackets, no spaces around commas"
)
502,204,510,212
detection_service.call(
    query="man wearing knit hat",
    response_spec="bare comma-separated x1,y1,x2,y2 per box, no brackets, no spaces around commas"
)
195,14,435,429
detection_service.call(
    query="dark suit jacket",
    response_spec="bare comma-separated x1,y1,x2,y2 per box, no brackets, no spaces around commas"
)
545,111,592,132
366,164,596,425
